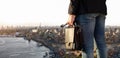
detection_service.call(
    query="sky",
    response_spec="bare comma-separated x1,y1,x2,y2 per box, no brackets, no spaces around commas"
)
0,0,120,26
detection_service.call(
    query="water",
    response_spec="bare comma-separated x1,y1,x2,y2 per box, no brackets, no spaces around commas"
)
0,37,50,58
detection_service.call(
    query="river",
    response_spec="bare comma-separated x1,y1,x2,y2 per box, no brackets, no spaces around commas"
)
0,37,51,58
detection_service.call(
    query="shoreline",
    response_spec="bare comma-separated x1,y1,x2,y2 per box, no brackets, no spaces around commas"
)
31,37,61,58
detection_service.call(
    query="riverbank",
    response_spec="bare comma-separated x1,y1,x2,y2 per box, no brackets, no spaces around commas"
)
26,35,83,58
32,38,60,58
24,27,84,58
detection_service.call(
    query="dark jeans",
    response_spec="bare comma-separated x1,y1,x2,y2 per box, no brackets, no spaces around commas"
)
76,13,107,58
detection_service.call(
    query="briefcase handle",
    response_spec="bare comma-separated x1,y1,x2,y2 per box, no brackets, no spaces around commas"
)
60,23,80,28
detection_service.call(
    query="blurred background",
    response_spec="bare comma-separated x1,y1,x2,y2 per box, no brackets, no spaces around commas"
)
0,0,120,58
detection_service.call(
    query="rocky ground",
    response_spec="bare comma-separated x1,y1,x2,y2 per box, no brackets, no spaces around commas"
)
24,26,120,58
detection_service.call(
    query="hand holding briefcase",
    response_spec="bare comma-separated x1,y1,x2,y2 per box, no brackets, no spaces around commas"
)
61,24,84,50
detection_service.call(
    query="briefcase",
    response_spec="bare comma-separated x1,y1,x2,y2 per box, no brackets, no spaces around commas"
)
65,26,84,50
65,27,75,50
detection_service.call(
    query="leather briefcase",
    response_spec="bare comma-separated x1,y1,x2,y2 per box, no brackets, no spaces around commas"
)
65,25,84,50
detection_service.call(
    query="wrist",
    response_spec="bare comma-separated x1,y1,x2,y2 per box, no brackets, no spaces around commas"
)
69,14,76,22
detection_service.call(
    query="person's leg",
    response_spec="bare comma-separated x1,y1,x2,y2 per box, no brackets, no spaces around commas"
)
76,14,98,58
94,14,107,58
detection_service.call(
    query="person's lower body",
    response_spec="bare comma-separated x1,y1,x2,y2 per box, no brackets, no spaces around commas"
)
76,13,107,58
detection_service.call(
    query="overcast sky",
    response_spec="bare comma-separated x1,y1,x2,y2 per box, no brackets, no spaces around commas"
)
0,0,120,26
